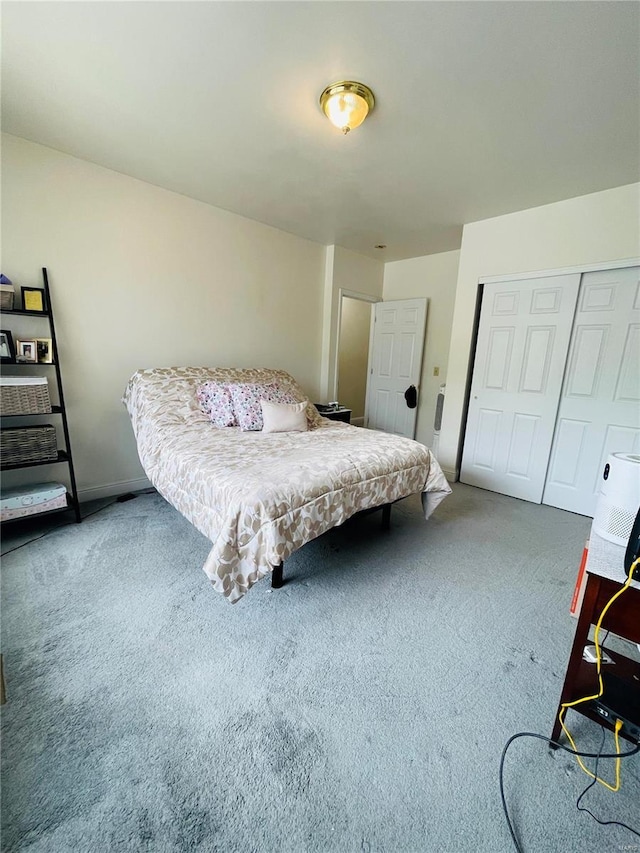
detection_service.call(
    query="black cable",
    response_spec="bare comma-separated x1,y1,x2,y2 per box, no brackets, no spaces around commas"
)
0,498,118,556
76,500,120,521
500,731,640,853
0,489,157,556
574,726,606,819
576,726,640,838
0,489,159,556
0,528,51,557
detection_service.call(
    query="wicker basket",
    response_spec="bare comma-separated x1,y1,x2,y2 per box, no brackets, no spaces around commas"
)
1,425,57,466
0,377,52,415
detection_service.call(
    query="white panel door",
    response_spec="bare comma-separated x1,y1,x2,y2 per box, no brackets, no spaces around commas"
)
543,267,640,516
460,275,580,501
365,298,427,438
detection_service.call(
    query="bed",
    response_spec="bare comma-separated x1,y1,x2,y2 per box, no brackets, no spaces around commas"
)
123,367,451,603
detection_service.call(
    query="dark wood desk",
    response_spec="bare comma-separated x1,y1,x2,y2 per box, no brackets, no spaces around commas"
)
551,571,640,744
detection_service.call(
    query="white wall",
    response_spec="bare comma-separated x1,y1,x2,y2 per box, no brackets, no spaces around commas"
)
337,296,371,419
320,245,384,400
1,134,326,498
383,250,459,448
440,183,640,477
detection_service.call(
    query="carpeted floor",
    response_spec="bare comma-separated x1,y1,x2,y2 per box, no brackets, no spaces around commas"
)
1,483,638,852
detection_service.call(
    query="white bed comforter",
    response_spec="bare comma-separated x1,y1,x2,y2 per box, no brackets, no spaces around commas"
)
123,367,451,602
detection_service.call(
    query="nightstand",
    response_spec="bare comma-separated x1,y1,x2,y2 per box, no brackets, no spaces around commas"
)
551,532,640,745
314,405,351,424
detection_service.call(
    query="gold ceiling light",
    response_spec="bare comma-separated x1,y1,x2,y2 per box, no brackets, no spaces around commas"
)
319,81,375,135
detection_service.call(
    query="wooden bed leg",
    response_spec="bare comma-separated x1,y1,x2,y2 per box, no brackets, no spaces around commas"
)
271,563,284,589
381,503,391,531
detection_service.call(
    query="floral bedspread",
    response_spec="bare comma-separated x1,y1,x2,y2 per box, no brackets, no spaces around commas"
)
123,367,451,602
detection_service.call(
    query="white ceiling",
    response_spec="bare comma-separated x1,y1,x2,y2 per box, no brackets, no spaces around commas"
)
2,1,639,261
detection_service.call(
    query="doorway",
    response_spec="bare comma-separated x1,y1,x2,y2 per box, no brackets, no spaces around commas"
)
337,295,372,425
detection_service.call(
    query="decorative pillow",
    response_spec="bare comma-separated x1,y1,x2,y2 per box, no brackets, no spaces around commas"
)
196,381,237,428
228,382,299,431
261,400,308,434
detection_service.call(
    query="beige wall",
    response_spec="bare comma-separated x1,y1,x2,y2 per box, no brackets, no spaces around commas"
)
320,245,384,400
337,297,371,419
440,182,640,477
1,134,326,498
6,136,637,493
383,250,460,448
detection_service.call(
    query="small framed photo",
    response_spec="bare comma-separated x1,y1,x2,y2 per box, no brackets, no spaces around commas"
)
0,330,16,363
16,339,38,363
21,287,46,313
34,337,53,364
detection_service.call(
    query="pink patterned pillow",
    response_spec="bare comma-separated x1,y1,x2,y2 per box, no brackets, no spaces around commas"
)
228,382,299,431
196,381,237,428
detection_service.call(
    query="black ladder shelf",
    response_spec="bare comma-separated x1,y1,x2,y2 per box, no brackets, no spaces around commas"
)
1,268,81,523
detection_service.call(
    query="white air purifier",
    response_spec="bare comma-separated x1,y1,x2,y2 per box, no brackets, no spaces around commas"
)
592,452,640,546
431,384,446,460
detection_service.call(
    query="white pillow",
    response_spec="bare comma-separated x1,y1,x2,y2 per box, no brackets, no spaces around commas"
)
261,400,308,433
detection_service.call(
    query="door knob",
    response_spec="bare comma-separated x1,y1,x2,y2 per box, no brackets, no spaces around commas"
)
404,385,417,409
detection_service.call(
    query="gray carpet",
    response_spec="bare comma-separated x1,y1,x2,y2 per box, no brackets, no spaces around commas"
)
1,484,638,852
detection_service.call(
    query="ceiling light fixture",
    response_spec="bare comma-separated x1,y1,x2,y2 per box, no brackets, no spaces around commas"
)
319,81,375,135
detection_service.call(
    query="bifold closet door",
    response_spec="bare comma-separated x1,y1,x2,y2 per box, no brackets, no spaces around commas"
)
543,267,640,517
460,274,580,502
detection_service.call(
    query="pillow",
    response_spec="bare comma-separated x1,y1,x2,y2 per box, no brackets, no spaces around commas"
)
228,381,299,431
196,381,237,428
261,400,308,434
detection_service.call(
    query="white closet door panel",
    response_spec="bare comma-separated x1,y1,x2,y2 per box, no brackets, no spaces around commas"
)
543,267,640,516
616,324,640,400
461,274,581,502
507,414,540,476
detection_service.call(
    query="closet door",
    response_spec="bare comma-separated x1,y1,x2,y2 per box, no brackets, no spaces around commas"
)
543,267,640,516
460,274,580,502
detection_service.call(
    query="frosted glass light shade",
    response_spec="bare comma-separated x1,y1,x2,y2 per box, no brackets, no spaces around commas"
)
320,81,375,134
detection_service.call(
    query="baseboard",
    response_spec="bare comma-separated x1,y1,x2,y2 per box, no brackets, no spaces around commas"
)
78,477,153,504
351,416,365,427
441,467,458,482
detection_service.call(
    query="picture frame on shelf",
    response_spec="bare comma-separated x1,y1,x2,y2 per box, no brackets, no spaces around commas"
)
0,330,16,363
0,283,15,311
21,287,46,313
35,338,53,364
16,339,38,363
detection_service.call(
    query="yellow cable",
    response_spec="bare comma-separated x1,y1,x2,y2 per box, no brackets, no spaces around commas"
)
560,709,623,791
558,559,638,791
